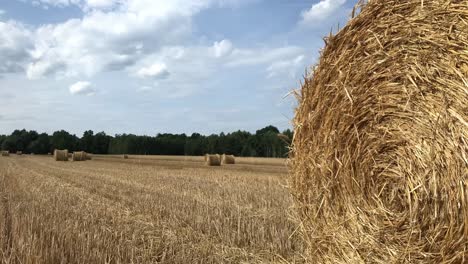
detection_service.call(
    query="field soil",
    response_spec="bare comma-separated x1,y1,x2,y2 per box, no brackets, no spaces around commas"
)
0,155,303,264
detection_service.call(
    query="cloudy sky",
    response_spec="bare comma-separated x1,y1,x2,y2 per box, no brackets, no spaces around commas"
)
0,0,355,136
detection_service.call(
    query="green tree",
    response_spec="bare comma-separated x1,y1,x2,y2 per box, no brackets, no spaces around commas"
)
28,133,51,154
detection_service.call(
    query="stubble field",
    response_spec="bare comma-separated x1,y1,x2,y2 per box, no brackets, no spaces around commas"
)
0,155,304,263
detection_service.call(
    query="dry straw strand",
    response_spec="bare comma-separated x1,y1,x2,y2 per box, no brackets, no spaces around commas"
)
290,1,468,263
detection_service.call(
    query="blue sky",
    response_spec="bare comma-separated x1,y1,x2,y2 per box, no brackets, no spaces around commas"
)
0,0,355,136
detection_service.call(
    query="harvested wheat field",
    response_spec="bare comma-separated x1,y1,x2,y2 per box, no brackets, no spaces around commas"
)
0,155,303,263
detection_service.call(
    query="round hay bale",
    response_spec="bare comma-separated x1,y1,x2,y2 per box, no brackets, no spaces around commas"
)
72,151,86,161
290,1,468,263
16,151,22,156
123,154,129,159
205,154,221,166
1,151,9,157
54,149,69,161
85,152,93,160
222,154,236,164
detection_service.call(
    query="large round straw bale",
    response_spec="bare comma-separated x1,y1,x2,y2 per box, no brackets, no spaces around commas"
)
72,151,86,161
54,149,69,161
222,154,236,164
205,154,221,166
1,151,9,157
16,151,22,156
290,1,467,263
123,154,129,159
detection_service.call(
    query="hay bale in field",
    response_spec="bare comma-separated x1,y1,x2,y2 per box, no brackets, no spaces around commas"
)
123,154,129,159
290,1,468,263
47,152,52,156
1,151,9,157
72,151,86,161
205,154,221,166
54,149,69,161
84,152,92,160
222,154,235,164
16,151,22,156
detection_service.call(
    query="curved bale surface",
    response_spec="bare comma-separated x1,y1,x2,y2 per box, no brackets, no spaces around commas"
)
290,1,468,263
72,151,86,161
54,149,69,161
222,154,236,164
85,152,93,160
205,154,221,166
1,151,9,157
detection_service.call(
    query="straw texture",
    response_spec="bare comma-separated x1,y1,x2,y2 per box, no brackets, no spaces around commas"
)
1,151,9,157
290,1,468,263
54,149,69,161
72,151,86,161
222,154,236,164
205,154,221,166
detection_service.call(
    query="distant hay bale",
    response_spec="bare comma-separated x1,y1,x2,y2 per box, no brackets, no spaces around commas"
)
16,151,22,156
47,152,52,156
54,149,69,161
72,151,86,161
1,151,9,157
205,154,221,166
123,154,129,159
290,1,468,263
222,154,235,164
85,152,92,160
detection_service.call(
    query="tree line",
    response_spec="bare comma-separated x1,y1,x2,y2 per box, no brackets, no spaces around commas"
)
0,125,292,158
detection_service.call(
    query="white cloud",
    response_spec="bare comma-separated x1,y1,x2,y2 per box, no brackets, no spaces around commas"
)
226,46,303,67
213,39,233,58
267,55,305,78
137,86,152,92
301,0,347,24
85,0,120,9
0,21,33,74
25,0,214,79
69,81,95,95
136,63,170,79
